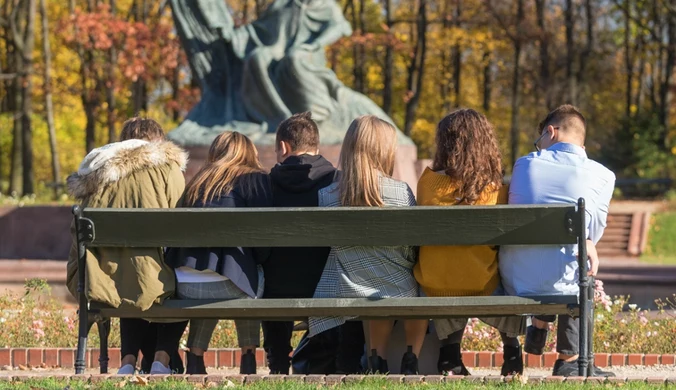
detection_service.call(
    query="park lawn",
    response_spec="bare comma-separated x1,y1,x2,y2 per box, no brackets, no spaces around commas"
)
0,378,669,390
641,212,676,265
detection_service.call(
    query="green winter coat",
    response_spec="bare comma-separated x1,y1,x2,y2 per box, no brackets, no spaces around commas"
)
66,139,188,310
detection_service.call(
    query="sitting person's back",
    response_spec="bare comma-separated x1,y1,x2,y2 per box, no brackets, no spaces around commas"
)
262,112,345,375
500,112,615,297
414,109,524,377
499,105,616,378
165,131,272,375
67,117,188,375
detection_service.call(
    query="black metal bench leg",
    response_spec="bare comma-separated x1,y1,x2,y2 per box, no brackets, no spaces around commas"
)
75,308,93,374
587,278,595,377
576,198,590,377
98,318,111,374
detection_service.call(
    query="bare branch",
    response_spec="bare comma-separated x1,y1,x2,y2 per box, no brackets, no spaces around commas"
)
8,0,25,53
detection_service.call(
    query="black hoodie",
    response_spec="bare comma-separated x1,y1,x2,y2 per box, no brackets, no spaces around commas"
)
264,154,338,298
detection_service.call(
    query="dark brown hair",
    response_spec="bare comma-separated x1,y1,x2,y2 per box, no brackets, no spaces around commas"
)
432,109,503,205
184,131,266,206
120,117,165,142
275,112,320,152
538,104,587,136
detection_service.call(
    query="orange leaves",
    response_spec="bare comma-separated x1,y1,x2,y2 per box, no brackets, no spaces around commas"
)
60,3,180,82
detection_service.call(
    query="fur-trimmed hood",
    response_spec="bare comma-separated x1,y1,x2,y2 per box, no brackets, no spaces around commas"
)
67,139,188,199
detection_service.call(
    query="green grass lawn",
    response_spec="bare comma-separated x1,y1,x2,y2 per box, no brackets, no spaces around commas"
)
0,378,670,390
641,212,676,265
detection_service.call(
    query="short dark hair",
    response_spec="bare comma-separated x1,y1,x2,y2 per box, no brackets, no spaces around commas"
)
538,104,587,136
275,112,320,152
120,117,165,142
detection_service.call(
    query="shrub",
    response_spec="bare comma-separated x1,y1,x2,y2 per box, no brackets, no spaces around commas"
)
1,279,674,353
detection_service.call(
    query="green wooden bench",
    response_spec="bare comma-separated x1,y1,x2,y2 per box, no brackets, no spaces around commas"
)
72,198,595,376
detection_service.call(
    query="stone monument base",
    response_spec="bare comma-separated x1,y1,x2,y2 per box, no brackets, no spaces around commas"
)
185,144,423,192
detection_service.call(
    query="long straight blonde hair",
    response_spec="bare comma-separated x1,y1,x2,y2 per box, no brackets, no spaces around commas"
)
338,115,398,207
184,131,265,206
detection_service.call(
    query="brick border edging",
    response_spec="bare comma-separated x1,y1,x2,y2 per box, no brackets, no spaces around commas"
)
1,349,675,370
1,373,676,385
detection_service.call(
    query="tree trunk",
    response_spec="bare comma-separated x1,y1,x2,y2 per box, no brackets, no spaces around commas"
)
660,0,676,142
107,0,117,143
510,0,524,167
40,0,60,198
132,0,148,114
71,0,97,153
8,1,27,195
441,0,451,112
577,0,594,101
350,0,364,93
482,49,493,113
452,0,462,107
535,0,551,109
9,61,22,195
20,0,36,195
635,37,646,116
624,0,633,118
565,0,577,106
382,0,393,116
403,0,427,136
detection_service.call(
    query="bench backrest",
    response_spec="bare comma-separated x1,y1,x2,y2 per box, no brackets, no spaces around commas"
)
76,204,582,247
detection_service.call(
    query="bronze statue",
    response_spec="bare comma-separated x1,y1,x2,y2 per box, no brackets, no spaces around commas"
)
169,0,411,146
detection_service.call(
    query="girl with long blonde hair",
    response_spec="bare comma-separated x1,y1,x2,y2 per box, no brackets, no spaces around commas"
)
166,131,272,375
308,115,428,374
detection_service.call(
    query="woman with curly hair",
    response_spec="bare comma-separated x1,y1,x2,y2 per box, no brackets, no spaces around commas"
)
413,109,525,376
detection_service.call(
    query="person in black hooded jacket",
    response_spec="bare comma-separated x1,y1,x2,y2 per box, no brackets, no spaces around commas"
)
263,112,365,375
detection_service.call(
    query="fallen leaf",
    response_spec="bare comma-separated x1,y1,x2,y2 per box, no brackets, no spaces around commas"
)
129,376,148,386
114,381,126,388
224,380,235,388
18,365,28,371
206,382,217,388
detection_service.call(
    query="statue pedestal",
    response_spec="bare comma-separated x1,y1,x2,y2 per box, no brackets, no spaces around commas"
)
185,144,423,193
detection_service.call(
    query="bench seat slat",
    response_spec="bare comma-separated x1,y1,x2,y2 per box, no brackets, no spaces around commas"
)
91,296,578,320
82,204,578,247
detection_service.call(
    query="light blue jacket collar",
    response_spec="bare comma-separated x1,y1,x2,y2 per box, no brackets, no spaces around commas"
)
546,142,587,158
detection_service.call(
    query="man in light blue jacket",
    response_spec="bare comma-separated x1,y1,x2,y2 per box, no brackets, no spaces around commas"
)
500,105,616,377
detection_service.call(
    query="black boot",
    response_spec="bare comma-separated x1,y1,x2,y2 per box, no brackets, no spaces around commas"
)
400,346,419,375
524,325,548,355
501,346,524,376
186,352,207,375
437,344,470,376
240,349,257,375
552,359,616,377
368,349,389,374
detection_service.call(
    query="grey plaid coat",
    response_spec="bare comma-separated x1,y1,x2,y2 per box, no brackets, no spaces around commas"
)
308,176,420,336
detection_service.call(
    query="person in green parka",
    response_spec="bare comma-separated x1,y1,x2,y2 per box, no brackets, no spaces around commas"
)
66,118,189,375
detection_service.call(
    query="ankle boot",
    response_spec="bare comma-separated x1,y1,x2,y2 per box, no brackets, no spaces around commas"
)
240,349,257,375
437,343,470,376
368,349,389,374
186,352,207,375
400,346,419,375
501,345,524,376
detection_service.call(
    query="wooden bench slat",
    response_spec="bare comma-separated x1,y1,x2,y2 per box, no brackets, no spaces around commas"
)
91,296,578,320
81,204,577,247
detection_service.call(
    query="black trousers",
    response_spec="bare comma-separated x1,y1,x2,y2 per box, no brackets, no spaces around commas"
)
120,318,188,371
534,315,579,356
262,321,365,374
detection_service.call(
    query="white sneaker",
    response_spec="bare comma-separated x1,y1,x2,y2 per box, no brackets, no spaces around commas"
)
117,364,135,375
149,361,172,375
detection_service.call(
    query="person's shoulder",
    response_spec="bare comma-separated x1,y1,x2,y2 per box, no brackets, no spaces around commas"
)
320,180,339,195
585,159,616,183
380,176,415,204
380,175,409,190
